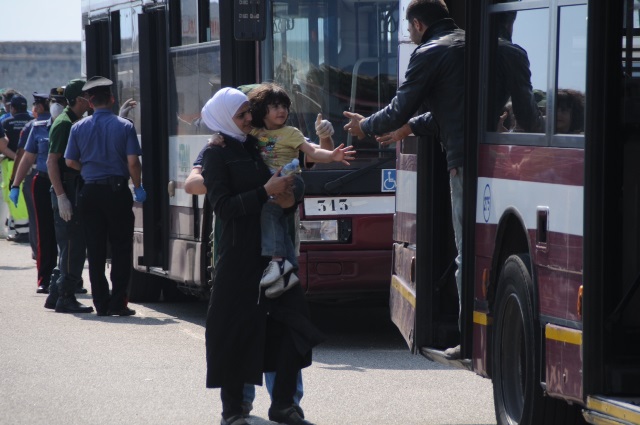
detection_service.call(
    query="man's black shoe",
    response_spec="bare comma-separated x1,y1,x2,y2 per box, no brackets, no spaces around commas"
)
104,307,136,317
220,415,248,425
268,406,315,425
75,286,88,294
36,285,49,294
44,284,59,309
7,232,29,243
44,296,57,309
55,297,94,313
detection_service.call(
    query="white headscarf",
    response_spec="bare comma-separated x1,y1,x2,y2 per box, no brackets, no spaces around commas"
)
200,87,249,142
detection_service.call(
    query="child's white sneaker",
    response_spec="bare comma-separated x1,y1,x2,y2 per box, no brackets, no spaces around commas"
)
265,272,300,298
260,259,294,287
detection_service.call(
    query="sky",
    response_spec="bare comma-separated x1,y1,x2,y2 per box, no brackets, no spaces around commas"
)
1,0,82,42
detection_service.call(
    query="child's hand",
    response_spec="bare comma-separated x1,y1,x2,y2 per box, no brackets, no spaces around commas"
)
330,143,356,165
207,133,225,147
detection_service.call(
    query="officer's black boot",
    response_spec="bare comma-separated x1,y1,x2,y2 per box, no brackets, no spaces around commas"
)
55,293,94,313
44,269,62,309
44,281,59,309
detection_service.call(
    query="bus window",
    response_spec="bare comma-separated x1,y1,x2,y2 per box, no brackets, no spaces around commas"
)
169,0,199,46
113,6,142,129
487,7,548,134
555,5,587,135
264,0,399,153
168,44,221,137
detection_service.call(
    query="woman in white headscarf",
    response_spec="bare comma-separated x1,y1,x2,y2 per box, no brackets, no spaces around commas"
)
201,88,324,425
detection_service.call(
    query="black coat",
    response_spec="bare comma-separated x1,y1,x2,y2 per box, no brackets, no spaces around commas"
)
361,18,465,170
201,133,325,389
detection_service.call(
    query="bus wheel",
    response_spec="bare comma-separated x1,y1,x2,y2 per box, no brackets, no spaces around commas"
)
492,254,541,425
129,269,162,303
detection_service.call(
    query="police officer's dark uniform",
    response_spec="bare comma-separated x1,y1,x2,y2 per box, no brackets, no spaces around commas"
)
1,95,31,243
10,93,57,293
64,76,145,316
13,93,49,258
44,79,93,314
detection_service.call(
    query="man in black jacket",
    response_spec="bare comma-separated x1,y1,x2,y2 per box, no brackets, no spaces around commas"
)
344,0,465,359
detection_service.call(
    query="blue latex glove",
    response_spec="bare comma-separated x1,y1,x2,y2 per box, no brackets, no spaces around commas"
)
134,185,147,202
9,187,20,207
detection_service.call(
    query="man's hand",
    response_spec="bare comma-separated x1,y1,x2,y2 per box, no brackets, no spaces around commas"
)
315,113,334,139
119,98,137,118
376,123,412,146
57,193,73,222
207,133,225,148
330,143,356,165
343,111,366,139
134,185,147,202
9,187,19,207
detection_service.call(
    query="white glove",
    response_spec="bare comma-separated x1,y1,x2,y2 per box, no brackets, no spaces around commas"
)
119,98,137,118
315,113,334,139
57,193,73,222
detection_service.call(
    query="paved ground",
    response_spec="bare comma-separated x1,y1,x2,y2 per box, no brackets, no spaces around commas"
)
0,237,497,425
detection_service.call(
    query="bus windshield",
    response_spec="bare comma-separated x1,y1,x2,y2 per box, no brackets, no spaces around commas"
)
261,0,399,164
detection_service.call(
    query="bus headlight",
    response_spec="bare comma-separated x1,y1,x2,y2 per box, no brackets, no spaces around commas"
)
299,219,351,243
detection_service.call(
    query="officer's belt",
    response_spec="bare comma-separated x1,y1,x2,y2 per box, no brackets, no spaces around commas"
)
84,176,128,186
36,171,50,180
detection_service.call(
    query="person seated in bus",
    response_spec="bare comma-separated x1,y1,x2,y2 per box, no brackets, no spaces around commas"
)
556,88,585,134
199,87,324,425
247,83,355,296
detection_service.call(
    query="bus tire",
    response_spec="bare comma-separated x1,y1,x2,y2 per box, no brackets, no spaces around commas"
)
129,268,162,303
492,253,542,425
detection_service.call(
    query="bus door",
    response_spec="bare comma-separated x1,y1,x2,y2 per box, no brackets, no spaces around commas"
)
389,0,465,363
583,1,640,423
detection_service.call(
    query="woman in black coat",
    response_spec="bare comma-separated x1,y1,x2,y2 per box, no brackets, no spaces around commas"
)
200,87,324,425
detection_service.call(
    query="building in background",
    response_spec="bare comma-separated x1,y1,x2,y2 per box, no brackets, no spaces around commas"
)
0,42,81,97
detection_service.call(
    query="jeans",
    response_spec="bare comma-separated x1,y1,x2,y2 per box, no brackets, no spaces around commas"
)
260,174,304,267
50,180,86,296
242,371,304,405
450,166,463,331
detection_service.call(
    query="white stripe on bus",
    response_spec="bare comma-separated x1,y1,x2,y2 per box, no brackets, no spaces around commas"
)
476,177,583,236
396,169,417,214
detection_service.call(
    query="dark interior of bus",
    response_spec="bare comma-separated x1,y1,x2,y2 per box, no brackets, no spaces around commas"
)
609,0,640,395
417,137,460,350
587,0,640,399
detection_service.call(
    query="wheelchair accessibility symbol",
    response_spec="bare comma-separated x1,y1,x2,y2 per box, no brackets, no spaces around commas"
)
382,169,396,192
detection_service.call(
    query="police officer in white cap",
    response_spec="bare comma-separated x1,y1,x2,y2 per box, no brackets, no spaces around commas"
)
65,76,145,316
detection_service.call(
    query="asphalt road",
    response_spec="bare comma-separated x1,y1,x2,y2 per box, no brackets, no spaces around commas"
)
0,237,497,425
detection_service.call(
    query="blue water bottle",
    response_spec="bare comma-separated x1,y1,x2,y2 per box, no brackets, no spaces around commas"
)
282,158,299,175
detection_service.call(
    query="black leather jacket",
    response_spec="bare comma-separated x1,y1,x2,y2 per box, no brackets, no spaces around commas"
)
361,18,465,170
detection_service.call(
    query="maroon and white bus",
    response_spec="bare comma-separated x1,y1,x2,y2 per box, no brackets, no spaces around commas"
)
390,0,640,424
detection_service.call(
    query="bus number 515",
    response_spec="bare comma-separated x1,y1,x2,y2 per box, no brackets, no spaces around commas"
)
317,199,349,212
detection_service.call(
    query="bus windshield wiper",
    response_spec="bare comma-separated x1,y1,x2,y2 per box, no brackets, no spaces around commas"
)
323,154,395,193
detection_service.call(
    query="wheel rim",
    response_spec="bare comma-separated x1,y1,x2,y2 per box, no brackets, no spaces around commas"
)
499,293,527,424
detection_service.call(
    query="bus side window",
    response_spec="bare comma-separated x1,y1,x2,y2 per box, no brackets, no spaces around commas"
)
555,5,587,135
487,8,549,134
622,1,640,125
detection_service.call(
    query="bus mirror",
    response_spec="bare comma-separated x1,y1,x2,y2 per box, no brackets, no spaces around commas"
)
234,0,266,41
